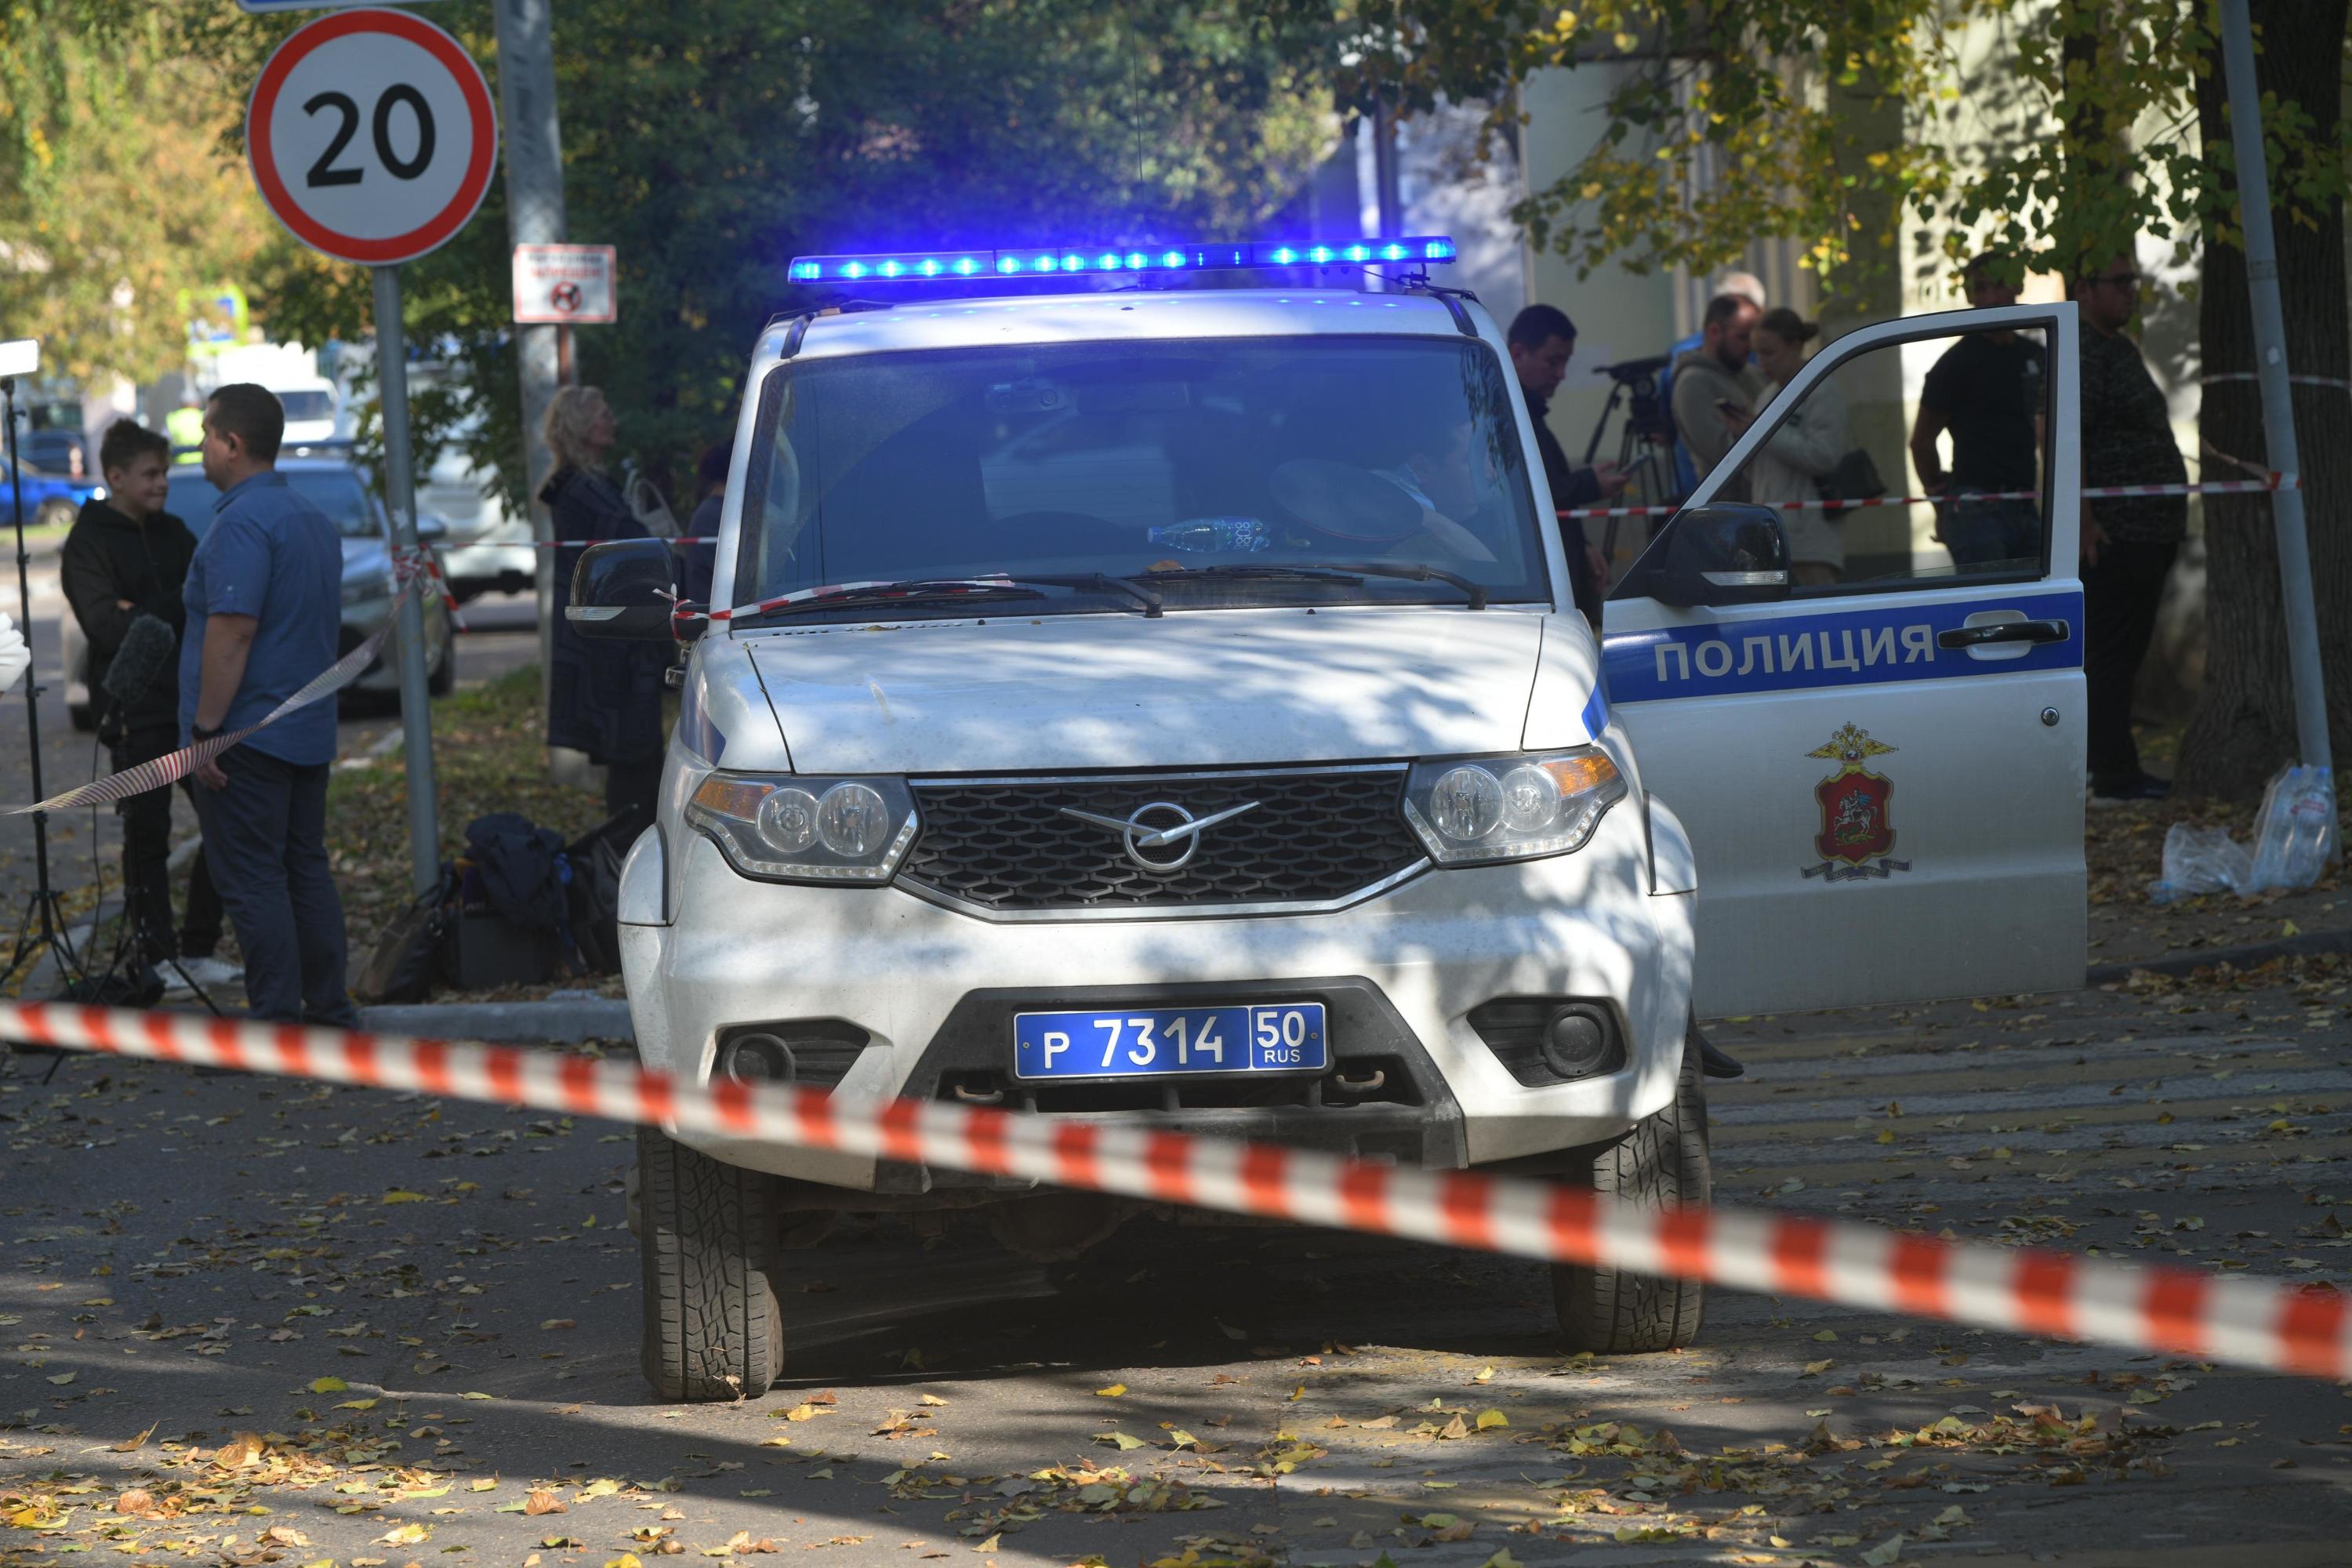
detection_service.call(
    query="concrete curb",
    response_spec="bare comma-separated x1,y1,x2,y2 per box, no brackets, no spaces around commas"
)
2086,925,2352,985
359,996,632,1044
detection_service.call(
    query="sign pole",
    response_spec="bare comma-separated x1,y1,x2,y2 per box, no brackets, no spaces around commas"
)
2217,0,2331,775
371,263,444,895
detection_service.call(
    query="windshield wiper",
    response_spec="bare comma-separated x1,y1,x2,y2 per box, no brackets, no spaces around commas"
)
735,579,1046,623
997,572,1163,617
1135,561,1488,611
734,573,1162,625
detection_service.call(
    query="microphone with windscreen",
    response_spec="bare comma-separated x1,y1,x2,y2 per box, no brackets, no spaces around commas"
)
101,612,177,705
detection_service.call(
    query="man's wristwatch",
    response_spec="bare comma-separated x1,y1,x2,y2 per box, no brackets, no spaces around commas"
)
190,723,222,742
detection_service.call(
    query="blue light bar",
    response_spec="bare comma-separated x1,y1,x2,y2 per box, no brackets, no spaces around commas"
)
786,236,1457,285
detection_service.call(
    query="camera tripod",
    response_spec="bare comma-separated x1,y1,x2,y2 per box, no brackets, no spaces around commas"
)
0,372,84,1081
1581,357,1682,562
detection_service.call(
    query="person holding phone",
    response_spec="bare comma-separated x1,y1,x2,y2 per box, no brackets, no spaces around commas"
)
1669,294,1767,498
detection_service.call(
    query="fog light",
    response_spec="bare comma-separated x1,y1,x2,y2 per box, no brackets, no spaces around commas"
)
720,1032,793,1082
1541,1005,1612,1080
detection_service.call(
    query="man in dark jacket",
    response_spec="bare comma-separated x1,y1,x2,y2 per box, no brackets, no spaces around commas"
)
60,420,227,980
1508,305,1628,625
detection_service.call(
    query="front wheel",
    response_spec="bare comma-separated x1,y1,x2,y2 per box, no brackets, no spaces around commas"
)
1552,1029,1710,1353
637,1126,786,1401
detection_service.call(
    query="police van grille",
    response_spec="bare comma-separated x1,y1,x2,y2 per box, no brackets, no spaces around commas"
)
899,768,1423,915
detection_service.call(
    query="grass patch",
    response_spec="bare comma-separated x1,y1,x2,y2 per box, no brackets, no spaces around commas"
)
328,663,606,943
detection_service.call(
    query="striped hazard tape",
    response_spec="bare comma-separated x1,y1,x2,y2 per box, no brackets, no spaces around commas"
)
9,568,434,817
1559,472,2300,521
5,1000,2344,1382
543,535,716,549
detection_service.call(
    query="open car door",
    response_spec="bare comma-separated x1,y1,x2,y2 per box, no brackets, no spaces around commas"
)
1603,303,2086,1017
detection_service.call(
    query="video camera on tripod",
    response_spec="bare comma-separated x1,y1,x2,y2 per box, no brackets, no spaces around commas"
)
1574,353,1683,564
1581,354,1675,463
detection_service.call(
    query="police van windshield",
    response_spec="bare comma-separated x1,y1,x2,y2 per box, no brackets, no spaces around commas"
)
734,337,1549,617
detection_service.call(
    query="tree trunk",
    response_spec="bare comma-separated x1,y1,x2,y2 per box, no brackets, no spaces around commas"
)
2176,0,2352,799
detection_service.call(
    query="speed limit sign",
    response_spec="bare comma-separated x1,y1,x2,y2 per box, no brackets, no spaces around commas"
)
246,7,497,266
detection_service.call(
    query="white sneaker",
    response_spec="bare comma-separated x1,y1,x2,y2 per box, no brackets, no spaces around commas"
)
163,956,243,992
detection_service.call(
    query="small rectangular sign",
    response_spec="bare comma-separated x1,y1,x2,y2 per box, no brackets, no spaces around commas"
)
513,243,617,325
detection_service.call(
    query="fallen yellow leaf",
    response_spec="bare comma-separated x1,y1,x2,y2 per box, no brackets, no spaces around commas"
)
1094,1383,1127,1397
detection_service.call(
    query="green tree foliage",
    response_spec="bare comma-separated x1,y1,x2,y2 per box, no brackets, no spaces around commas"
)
1281,2,2350,297
210,0,1338,509
0,1,283,384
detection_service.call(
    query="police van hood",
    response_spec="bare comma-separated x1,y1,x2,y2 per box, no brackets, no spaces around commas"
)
740,608,1563,775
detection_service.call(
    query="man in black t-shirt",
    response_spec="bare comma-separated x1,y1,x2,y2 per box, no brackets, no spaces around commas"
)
1910,256,2045,569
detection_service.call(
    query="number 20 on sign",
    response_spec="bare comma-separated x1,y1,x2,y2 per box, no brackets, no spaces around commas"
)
246,6,497,266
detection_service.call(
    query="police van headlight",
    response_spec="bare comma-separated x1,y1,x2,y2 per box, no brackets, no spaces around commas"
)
1403,749,1626,866
685,773,920,883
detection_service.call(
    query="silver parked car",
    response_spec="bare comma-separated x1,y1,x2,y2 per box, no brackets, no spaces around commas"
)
63,458,452,730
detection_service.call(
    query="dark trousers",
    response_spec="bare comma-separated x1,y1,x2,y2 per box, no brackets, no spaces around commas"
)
191,747,358,1027
112,725,224,963
2083,537,2180,786
605,753,662,822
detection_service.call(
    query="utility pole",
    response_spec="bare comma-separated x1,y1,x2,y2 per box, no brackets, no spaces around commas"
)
2217,0,2330,775
490,0,567,721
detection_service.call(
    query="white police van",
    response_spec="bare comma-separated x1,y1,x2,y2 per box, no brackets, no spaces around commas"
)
570,238,2085,1400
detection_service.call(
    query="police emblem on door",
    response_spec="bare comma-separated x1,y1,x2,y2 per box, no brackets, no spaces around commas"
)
1802,724,1911,883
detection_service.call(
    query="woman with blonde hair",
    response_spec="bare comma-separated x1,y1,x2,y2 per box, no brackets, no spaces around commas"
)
543,386,667,822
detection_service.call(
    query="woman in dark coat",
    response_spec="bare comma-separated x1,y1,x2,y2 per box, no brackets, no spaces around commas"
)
543,386,668,822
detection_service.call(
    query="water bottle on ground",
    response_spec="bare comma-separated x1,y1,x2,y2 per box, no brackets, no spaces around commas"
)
2247,764,2336,892
1146,517,1271,554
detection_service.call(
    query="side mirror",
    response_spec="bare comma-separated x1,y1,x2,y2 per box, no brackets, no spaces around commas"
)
567,537,678,641
413,513,450,543
1621,503,1791,608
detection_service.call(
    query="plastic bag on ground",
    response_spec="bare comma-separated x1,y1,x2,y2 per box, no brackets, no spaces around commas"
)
2149,823,2253,903
2146,764,2338,902
2247,764,2336,892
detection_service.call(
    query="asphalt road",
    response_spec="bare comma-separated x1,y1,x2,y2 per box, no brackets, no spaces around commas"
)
2,975,2347,1566
0,535,539,956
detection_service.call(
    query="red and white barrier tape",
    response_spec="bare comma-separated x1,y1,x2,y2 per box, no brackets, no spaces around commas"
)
8,571,431,816
2200,372,2352,390
543,535,717,549
1559,472,2300,521
5,1000,2343,1381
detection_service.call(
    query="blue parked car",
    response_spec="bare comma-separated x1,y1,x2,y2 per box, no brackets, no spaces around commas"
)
3,458,104,530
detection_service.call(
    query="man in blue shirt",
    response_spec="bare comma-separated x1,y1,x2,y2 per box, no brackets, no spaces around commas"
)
181,383,359,1027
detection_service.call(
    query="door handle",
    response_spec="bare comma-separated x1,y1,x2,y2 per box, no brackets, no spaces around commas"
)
1937,618,2071,649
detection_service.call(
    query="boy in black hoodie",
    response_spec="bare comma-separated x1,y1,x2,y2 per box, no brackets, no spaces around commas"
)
60,419,227,979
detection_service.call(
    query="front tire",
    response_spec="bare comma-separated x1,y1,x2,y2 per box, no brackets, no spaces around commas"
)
637,1126,786,1401
1552,1028,1710,1353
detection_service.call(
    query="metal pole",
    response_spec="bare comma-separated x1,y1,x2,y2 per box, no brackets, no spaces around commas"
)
371,265,443,897
2219,0,2332,773
2,379,60,953
489,0,567,713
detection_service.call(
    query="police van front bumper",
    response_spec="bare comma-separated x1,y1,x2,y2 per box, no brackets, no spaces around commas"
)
619,799,1693,1196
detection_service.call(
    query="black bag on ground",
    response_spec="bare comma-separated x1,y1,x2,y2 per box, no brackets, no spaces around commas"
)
566,807,650,975
356,865,457,1004
432,814,579,990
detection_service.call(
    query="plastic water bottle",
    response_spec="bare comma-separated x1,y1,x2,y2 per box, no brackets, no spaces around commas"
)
1146,517,1271,554
2248,764,2336,892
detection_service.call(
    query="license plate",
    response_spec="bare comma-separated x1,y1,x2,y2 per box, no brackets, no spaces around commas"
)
1011,1003,1328,1081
